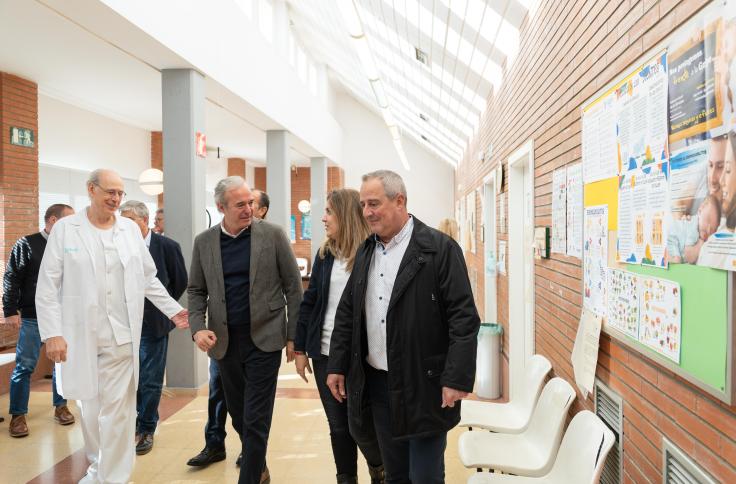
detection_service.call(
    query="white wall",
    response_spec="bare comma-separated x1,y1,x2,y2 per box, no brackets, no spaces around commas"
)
39,95,151,180
335,94,455,229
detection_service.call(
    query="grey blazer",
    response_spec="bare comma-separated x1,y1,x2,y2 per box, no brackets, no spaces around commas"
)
188,219,303,359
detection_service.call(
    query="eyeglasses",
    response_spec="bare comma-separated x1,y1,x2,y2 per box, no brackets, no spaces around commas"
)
94,182,126,200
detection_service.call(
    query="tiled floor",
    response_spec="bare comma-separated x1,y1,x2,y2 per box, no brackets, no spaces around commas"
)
0,356,477,483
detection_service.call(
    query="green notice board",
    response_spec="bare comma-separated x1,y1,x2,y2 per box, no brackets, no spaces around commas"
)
625,264,728,392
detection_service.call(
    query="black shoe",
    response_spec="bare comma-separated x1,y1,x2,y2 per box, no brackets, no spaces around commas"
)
236,452,242,467
135,433,154,455
187,446,226,467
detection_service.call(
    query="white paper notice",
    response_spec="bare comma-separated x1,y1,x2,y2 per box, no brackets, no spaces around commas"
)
582,98,618,184
571,308,603,399
498,240,507,275
584,205,608,317
566,163,583,258
552,168,567,254
606,268,641,338
638,277,681,363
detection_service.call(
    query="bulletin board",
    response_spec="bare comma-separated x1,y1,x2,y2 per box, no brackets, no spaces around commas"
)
579,0,735,403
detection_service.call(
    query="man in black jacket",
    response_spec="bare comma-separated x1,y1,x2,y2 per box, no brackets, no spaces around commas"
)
2,203,75,437
120,201,187,455
327,170,480,483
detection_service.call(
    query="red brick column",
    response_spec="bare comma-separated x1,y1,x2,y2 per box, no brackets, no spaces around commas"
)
253,167,267,191
227,158,246,177
0,73,39,347
151,131,163,207
327,166,345,190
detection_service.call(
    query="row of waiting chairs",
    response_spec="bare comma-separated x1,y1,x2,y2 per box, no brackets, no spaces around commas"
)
457,355,615,483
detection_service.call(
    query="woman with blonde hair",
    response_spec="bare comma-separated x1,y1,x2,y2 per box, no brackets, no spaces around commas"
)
437,217,459,241
294,189,384,484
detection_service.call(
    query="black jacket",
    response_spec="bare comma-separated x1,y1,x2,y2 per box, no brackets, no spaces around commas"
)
295,249,335,357
143,232,188,338
327,217,480,440
3,232,47,319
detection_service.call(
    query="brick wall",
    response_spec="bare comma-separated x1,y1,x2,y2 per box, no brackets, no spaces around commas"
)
0,73,39,348
455,0,736,481
151,131,163,207
227,157,245,177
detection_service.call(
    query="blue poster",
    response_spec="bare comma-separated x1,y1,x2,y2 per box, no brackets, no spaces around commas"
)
301,213,311,240
290,215,296,243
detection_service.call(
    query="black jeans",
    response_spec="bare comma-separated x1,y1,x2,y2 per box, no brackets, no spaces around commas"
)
364,365,447,484
313,356,383,477
136,332,169,434
218,326,281,484
204,357,229,449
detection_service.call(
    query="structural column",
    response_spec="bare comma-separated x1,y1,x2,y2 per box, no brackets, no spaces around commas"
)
266,130,291,232
227,157,246,177
310,157,327,252
161,69,208,390
0,73,39,347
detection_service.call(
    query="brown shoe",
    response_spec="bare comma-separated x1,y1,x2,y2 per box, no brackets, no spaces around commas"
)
54,405,75,425
260,465,271,484
9,414,29,437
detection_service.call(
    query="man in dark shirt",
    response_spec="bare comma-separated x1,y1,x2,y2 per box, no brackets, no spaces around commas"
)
2,204,76,437
120,201,188,455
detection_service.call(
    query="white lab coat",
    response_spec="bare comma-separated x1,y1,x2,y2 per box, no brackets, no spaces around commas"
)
35,210,183,401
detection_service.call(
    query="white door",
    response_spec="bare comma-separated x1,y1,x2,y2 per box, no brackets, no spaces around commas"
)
484,175,497,322
507,141,535,398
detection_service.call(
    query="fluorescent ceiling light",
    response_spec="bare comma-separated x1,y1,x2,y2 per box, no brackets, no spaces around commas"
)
336,0,364,37
370,79,389,108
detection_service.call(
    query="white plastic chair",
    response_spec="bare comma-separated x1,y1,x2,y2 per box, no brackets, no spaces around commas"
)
458,377,576,477
461,354,552,433
466,410,616,484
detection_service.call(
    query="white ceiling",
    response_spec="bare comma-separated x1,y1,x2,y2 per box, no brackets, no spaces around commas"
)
0,0,309,166
287,0,535,166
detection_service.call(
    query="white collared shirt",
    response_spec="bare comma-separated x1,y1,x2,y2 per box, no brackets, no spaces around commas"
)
144,228,151,248
85,214,132,347
220,222,250,238
365,216,414,370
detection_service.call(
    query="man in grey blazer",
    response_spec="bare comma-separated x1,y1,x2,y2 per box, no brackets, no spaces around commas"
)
188,176,302,484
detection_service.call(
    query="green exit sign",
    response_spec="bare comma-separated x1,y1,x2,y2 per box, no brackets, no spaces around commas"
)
10,126,34,148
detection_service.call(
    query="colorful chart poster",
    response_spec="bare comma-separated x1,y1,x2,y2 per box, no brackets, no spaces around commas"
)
617,164,670,267
566,163,583,258
584,205,608,317
606,269,641,338
638,277,682,363
617,52,669,174
552,168,567,254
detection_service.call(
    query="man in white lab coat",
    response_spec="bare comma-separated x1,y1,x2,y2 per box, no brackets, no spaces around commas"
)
35,169,189,484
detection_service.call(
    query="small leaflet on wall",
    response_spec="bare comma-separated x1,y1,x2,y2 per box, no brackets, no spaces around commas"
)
583,205,608,317
639,277,682,364
498,240,507,275
552,168,567,253
571,308,603,399
566,163,583,258
606,268,641,339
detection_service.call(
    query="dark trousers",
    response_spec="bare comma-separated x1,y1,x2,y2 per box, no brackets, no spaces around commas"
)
205,358,229,449
313,356,382,477
135,332,169,434
365,365,447,484
218,326,281,484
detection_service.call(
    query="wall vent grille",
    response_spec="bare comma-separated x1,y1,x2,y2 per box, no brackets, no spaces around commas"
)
663,438,716,484
595,380,623,484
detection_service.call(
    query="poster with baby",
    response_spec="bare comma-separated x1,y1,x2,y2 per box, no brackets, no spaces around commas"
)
666,0,736,271
638,277,682,364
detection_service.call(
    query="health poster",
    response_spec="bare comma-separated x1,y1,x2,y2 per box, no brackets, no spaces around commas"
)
552,168,567,254
584,205,608,317
638,277,682,363
617,52,669,174
606,269,641,338
617,164,670,267
566,163,583,258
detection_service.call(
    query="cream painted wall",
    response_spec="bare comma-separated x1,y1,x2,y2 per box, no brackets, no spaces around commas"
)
335,94,455,229
39,95,151,180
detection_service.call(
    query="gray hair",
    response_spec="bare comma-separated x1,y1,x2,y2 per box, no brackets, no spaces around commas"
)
214,176,248,206
362,170,407,201
119,200,149,219
86,169,105,187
